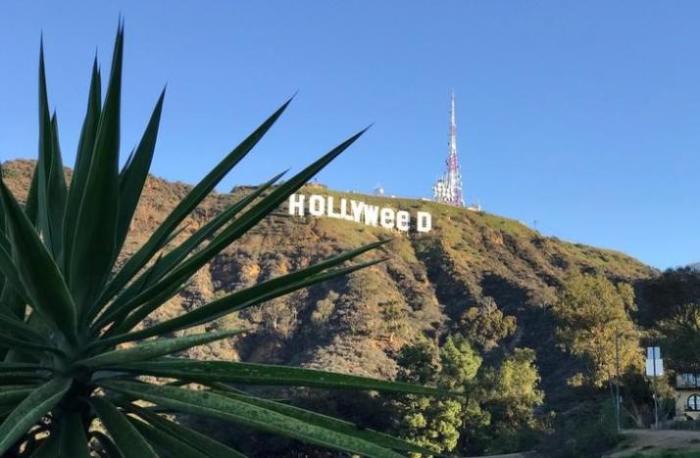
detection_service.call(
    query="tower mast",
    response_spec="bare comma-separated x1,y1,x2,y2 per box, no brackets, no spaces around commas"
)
447,91,464,206
433,91,465,206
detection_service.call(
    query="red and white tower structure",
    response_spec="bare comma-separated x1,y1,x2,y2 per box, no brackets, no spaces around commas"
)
433,91,465,206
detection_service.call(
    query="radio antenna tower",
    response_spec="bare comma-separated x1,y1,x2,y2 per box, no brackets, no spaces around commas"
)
433,91,465,206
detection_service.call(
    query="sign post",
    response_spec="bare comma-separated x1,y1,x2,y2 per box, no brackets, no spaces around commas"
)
645,346,664,429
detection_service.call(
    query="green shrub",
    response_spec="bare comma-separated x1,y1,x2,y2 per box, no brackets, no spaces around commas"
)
539,399,621,458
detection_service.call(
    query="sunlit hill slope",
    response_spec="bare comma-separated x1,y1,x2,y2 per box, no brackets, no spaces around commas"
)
1,159,654,398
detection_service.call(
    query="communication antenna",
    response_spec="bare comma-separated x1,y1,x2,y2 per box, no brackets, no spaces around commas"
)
433,91,465,206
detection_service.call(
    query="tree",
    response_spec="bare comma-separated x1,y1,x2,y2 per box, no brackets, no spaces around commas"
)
553,273,642,387
440,335,483,389
393,336,488,456
396,338,440,385
392,338,544,456
459,297,517,353
0,25,443,457
383,299,409,346
476,348,544,453
637,267,700,326
390,335,544,455
659,302,700,372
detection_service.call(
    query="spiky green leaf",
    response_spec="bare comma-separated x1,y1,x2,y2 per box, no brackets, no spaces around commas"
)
64,58,101,274
92,431,124,458
24,163,39,225
0,177,77,340
93,172,284,328
99,98,292,308
115,90,165,254
103,129,366,327
130,418,211,458
106,359,443,396
36,45,68,258
103,380,404,458
0,387,33,404
0,377,71,456
0,332,61,356
0,313,49,345
79,328,242,367
57,412,90,458
29,435,59,458
107,257,384,345
0,242,28,303
210,387,432,455
68,25,123,310
91,397,158,458
129,406,247,458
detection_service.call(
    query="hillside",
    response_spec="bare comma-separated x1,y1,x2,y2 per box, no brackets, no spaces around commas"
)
0,159,655,398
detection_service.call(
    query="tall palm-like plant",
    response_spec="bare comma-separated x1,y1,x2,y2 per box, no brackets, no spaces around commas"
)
0,25,442,457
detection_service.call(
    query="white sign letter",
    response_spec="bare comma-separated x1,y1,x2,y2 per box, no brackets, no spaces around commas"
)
309,194,325,216
338,198,348,220
288,194,306,216
380,208,395,229
416,211,432,233
396,211,410,232
327,196,342,219
350,200,365,222
363,205,380,226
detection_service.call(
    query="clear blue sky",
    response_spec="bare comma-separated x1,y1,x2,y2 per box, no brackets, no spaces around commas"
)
0,1,697,269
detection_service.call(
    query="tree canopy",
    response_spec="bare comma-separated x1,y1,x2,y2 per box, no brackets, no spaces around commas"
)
553,273,642,387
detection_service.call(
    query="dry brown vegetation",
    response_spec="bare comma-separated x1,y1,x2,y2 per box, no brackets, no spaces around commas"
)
1,158,655,392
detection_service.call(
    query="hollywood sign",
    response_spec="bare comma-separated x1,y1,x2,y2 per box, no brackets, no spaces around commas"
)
288,194,433,233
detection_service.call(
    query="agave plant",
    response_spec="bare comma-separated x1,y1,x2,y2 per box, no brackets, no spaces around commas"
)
0,24,443,457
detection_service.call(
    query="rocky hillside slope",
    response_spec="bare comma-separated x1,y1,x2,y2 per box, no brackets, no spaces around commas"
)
0,159,655,396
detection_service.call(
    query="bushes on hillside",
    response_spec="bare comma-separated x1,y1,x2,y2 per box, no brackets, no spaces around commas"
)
388,335,544,456
539,400,621,458
553,273,642,388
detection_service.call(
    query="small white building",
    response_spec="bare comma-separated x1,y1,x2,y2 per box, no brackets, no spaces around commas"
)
675,373,700,420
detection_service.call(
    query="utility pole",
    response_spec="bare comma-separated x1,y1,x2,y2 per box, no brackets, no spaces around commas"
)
615,331,621,433
653,352,659,429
